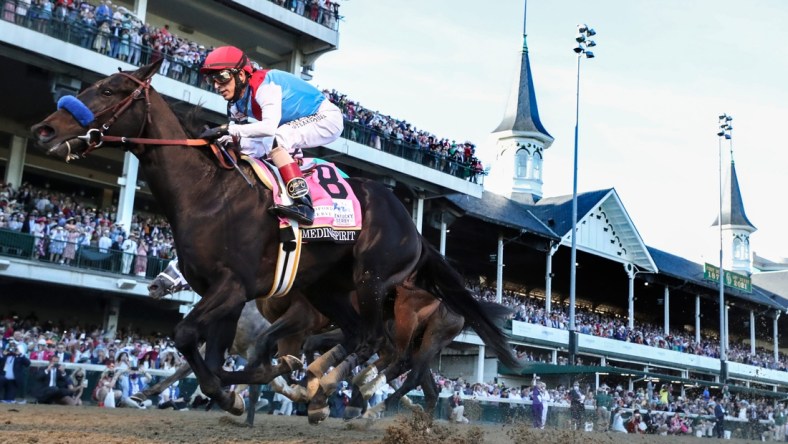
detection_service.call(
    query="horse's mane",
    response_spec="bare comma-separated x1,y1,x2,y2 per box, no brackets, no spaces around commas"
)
170,102,208,138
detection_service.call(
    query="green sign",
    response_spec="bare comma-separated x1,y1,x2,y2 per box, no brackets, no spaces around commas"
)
704,263,752,293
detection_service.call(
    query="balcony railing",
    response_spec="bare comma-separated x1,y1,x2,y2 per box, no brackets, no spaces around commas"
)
1,3,485,182
0,229,171,280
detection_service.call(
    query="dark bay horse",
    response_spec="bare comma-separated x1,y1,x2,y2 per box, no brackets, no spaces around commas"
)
31,60,520,420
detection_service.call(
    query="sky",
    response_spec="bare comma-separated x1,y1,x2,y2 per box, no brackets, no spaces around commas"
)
311,0,788,265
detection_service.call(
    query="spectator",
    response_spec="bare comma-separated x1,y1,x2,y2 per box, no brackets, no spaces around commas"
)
0,341,30,403
119,366,151,409
34,355,75,405
569,382,585,430
67,367,88,406
92,363,121,407
158,380,187,410
449,390,469,423
120,232,137,274
610,407,627,433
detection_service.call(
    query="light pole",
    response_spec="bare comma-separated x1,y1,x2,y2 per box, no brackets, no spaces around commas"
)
568,24,596,366
716,113,732,382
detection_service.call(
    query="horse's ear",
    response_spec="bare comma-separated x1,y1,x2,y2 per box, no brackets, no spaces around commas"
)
133,58,164,82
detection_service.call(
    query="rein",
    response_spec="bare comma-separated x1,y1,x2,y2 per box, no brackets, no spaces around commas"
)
75,72,237,170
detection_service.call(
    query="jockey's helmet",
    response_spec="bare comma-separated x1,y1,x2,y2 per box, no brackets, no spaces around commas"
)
200,46,253,101
200,46,253,75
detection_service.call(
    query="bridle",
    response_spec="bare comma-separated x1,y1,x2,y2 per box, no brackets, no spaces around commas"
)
73,72,237,170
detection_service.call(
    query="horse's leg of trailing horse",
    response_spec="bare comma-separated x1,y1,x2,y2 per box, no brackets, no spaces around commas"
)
302,328,345,361
305,343,346,399
270,375,309,403
132,362,194,403
307,352,359,425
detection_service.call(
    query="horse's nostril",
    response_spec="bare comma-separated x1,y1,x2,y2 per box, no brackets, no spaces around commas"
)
32,124,55,141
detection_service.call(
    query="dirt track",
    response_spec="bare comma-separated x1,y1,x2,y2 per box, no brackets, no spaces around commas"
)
0,404,765,443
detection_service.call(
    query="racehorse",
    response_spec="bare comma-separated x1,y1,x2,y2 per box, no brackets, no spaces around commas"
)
31,60,520,422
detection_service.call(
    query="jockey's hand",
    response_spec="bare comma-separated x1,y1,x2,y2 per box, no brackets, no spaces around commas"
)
198,124,229,141
217,135,234,147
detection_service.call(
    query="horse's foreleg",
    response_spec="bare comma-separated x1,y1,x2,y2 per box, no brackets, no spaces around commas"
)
174,279,246,416
245,384,261,427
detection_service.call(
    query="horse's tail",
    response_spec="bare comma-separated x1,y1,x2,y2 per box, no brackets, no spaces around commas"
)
413,240,521,371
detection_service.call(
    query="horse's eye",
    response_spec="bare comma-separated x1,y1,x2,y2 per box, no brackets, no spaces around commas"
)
101,89,113,97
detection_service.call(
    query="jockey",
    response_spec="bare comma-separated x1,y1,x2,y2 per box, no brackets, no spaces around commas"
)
197,46,344,225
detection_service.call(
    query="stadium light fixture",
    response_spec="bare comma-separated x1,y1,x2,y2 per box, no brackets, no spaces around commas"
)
716,113,733,383
568,23,598,367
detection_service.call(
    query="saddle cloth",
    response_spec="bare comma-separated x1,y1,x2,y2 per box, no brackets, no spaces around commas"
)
241,156,363,244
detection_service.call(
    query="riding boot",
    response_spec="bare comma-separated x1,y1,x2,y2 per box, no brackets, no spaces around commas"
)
270,193,314,225
269,146,314,225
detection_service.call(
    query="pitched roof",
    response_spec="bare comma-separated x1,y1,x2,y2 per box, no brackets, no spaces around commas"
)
446,191,558,239
647,246,786,311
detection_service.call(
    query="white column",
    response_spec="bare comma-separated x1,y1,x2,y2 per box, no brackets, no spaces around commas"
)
750,311,756,356
725,305,730,352
411,197,424,234
663,286,670,336
115,152,139,230
551,350,558,365
439,213,447,257
475,345,485,384
495,234,504,304
4,135,27,188
103,299,121,339
626,267,635,330
775,314,781,361
695,295,701,343
132,0,148,21
544,244,557,314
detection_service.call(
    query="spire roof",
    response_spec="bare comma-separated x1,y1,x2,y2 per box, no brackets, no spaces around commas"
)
492,4,552,140
712,160,756,231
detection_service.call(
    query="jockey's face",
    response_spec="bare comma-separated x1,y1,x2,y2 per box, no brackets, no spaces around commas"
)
212,70,247,101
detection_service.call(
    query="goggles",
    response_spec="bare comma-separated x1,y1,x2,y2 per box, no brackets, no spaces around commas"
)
208,69,234,85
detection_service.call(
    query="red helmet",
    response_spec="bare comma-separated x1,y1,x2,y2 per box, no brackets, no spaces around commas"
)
199,46,253,74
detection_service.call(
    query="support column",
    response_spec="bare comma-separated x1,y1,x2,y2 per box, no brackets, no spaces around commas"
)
411,196,424,234
132,0,148,20
495,234,504,304
475,345,485,384
663,286,670,336
115,152,139,230
439,212,447,257
626,266,635,330
544,243,557,314
750,311,756,356
4,135,26,188
775,313,781,361
103,298,121,340
695,295,701,343
725,305,730,352
551,350,558,365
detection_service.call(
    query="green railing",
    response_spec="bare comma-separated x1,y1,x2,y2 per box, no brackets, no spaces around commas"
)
341,120,486,184
0,229,171,279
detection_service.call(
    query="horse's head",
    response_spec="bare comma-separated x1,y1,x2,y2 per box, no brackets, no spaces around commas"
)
30,59,164,161
148,259,189,299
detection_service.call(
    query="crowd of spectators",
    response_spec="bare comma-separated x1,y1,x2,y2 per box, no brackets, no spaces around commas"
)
466,281,788,373
324,89,487,183
0,181,177,276
1,0,485,182
423,367,787,439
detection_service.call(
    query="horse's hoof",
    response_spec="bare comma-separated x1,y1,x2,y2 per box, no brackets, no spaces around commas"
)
363,402,385,419
308,406,329,425
280,354,303,371
130,394,146,403
226,391,245,416
320,378,338,396
343,406,362,420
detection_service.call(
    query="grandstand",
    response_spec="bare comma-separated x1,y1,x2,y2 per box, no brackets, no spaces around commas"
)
1,0,788,429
